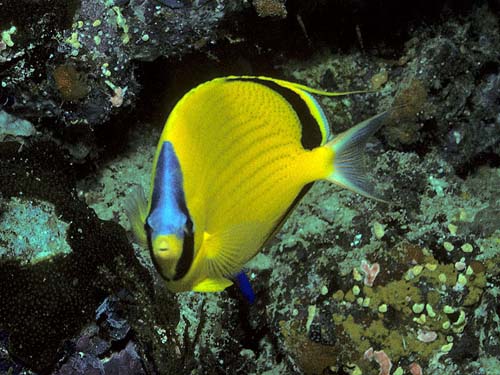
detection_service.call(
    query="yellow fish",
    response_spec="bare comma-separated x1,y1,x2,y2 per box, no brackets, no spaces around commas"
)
127,76,387,293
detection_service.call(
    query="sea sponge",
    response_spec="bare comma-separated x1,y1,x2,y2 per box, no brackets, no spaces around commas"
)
52,64,89,101
252,0,287,18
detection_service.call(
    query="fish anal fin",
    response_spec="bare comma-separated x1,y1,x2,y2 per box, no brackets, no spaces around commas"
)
192,277,233,292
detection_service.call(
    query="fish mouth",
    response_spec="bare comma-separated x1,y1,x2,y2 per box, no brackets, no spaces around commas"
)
145,224,171,281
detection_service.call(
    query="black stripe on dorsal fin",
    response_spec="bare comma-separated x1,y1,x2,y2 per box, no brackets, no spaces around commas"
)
225,76,323,150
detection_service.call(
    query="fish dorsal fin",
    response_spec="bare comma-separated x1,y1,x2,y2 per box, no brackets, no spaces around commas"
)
202,222,269,279
263,77,371,144
267,77,370,97
226,75,370,147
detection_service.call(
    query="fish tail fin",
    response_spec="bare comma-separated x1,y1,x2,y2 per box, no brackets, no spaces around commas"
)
125,186,149,247
324,112,389,202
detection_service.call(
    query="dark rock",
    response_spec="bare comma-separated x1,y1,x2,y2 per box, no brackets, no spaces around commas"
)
96,296,131,343
56,353,104,375
0,141,151,373
102,342,146,375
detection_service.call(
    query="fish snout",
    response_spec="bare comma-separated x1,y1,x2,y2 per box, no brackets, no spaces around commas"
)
152,234,183,279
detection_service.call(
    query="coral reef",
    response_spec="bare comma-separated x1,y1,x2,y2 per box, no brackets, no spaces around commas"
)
52,64,91,102
0,0,251,159
263,152,498,374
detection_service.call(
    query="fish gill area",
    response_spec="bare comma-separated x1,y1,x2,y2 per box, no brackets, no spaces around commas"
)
0,0,499,374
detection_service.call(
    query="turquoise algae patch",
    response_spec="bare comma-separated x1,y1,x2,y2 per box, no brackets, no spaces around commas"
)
0,197,71,264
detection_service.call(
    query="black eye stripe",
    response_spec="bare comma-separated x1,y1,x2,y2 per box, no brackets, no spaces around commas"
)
147,140,196,283
173,217,194,281
146,213,195,282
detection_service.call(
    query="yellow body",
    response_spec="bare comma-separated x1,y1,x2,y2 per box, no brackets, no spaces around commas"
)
157,78,334,292
125,75,388,293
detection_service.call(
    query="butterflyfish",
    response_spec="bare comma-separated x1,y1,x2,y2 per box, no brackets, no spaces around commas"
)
126,76,388,293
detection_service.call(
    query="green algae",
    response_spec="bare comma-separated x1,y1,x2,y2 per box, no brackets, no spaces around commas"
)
111,6,130,44
1,26,17,47
326,245,489,371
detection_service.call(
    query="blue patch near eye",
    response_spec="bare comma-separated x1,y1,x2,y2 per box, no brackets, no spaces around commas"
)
148,141,189,237
234,271,256,305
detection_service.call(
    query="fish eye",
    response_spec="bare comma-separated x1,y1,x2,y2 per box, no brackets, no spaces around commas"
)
183,217,194,235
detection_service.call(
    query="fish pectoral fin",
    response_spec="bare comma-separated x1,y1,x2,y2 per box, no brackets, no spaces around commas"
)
125,185,149,247
192,277,233,292
204,222,269,278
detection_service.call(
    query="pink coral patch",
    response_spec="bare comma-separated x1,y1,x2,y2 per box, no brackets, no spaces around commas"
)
361,260,380,286
364,347,392,375
373,350,392,375
364,347,374,360
409,362,423,375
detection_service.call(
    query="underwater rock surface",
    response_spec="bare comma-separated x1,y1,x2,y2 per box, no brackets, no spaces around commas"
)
0,142,126,372
0,0,248,159
0,141,179,374
0,1,499,375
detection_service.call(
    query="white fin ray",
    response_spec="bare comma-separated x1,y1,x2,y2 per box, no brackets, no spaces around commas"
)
203,221,269,278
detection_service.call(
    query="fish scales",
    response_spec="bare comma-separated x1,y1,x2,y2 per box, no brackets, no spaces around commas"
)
173,80,307,233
